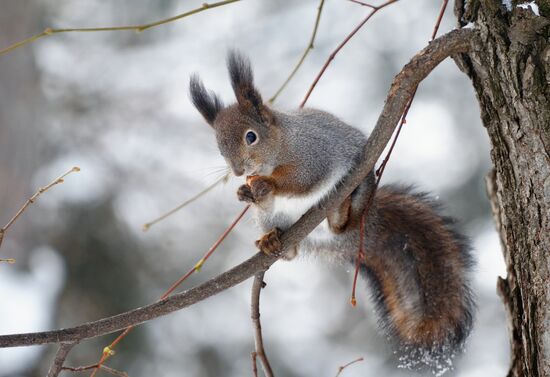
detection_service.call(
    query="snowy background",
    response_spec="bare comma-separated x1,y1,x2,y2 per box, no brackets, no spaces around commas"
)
0,0,509,376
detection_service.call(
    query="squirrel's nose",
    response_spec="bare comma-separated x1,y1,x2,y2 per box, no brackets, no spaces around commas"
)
223,158,244,177
230,164,245,177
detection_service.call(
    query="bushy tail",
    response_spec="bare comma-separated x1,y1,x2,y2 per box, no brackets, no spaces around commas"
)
359,185,475,373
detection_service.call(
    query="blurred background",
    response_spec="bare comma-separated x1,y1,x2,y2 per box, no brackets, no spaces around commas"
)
0,0,509,376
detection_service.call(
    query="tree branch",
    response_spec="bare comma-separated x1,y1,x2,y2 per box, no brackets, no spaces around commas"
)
47,342,76,377
62,364,129,377
299,0,400,108
0,166,80,251
335,356,364,377
251,272,274,377
0,0,241,57
0,28,476,349
268,0,326,104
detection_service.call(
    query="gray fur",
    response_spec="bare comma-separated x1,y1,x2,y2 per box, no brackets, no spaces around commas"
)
189,51,475,373
253,108,367,232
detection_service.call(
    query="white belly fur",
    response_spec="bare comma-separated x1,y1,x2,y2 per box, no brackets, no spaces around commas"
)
271,169,346,236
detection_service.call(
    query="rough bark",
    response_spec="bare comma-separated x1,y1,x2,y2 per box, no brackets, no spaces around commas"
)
454,1,550,375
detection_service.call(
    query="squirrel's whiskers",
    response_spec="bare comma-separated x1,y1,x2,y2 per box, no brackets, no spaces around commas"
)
203,165,232,180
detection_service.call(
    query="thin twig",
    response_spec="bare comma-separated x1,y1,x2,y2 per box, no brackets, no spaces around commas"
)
0,166,80,251
268,0,326,103
161,204,251,299
63,364,128,377
251,352,259,377
99,365,129,377
251,272,274,377
47,342,77,377
375,0,449,175
89,204,250,376
0,29,475,350
143,173,229,231
62,364,99,373
0,0,241,57
347,0,377,8
300,0,400,108
349,0,450,305
431,0,449,41
335,357,364,377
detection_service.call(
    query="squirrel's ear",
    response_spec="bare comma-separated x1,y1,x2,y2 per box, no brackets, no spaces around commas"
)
227,50,272,123
189,74,224,126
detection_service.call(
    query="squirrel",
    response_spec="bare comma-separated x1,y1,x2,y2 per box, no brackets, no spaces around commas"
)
189,51,475,371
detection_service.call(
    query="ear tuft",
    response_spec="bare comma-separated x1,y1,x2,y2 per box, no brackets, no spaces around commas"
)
227,50,264,113
189,74,224,126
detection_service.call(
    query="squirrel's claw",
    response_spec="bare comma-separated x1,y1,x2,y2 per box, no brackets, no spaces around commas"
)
255,228,283,255
237,184,255,203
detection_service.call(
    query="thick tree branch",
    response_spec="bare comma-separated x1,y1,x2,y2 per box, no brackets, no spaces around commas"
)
0,27,476,349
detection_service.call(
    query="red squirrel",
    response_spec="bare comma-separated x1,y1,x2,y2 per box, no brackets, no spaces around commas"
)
189,51,475,372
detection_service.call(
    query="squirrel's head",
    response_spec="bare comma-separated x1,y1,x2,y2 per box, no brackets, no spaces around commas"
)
189,51,281,177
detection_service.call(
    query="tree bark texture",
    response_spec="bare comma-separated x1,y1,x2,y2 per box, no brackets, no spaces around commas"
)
454,1,550,376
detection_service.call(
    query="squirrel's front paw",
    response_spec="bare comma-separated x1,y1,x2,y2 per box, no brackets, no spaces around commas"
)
237,184,255,203
248,176,274,202
255,228,282,255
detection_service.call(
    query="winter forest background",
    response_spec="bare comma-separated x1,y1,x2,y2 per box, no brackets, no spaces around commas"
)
0,1,509,376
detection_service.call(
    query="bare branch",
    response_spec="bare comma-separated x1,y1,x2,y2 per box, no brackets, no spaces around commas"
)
62,364,128,377
347,0,377,9
0,28,475,349
349,0,451,302
335,357,364,377
47,342,77,377
62,364,99,373
87,204,250,376
143,173,229,231
98,365,129,377
0,166,80,251
0,0,241,57
251,272,274,377
300,0,400,108
251,352,259,377
268,0,326,103
431,0,449,41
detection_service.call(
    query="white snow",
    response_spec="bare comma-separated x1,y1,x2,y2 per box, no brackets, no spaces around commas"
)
517,1,540,15
502,0,513,11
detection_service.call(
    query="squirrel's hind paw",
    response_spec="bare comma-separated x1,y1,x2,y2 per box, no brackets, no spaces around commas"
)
255,228,282,255
281,246,298,261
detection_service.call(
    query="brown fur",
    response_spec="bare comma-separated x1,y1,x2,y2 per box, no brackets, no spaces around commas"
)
327,195,352,233
360,185,474,351
190,51,474,370
363,254,416,340
270,164,310,195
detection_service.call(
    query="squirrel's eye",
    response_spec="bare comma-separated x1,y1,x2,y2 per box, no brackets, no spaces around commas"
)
245,131,257,145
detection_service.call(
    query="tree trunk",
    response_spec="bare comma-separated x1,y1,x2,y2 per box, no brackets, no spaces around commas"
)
454,1,550,375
